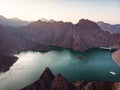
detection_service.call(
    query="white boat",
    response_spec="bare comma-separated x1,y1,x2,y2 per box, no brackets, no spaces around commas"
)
99,47,112,50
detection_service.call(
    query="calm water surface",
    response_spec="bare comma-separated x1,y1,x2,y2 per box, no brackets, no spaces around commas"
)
0,48,120,90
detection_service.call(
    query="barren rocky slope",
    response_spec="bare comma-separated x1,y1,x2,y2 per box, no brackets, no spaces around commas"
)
97,21,120,34
21,67,120,90
112,49,120,66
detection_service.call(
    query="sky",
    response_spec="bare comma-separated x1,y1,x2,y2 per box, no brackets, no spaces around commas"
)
0,0,120,24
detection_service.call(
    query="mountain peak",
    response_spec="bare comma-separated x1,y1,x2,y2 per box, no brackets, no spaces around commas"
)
78,18,89,22
0,15,30,27
76,19,101,30
40,67,55,80
78,18,97,25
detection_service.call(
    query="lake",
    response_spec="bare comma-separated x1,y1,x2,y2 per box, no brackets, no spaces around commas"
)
0,48,120,90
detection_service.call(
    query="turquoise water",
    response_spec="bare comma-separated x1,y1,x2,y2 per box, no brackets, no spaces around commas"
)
0,48,120,90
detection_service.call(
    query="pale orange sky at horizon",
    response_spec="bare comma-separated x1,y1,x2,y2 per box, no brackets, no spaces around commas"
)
0,0,120,24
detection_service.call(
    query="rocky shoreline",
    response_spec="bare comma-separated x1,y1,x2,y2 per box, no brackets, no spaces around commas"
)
0,54,18,72
112,49,120,67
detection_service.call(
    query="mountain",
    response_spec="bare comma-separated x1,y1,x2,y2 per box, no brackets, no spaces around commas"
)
0,19,120,71
0,24,51,54
21,67,76,90
27,19,119,50
0,15,30,27
97,21,120,34
21,67,120,90
0,24,51,71
21,67,55,90
75,81,120,90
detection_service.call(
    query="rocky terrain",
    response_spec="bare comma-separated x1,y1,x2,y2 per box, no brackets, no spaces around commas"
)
21,67,120,90
0,19,120,71
97,21,120,34
26,19,120,51
0,54,17,72
112,49,120,66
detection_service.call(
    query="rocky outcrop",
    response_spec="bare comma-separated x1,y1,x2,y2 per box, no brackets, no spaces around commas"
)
50,74,76,90
21,67,55,90
0,54,17,71
39,67,55,90
21,67,120,90
21,68,76,90
75,81,120,90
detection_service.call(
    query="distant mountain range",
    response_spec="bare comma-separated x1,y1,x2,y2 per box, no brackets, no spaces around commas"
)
0,15,120,33
0,15,30,27
0,15,56,27
97,21,120,34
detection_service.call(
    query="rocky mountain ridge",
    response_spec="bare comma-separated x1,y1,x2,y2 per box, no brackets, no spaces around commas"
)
27,19,120,50
21,67,120,90
0,15,30,27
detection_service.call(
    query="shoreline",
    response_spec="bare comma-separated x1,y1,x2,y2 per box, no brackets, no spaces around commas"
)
112,49,120,67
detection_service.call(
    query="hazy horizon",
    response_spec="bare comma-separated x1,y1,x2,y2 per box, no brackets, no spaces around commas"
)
0,0,120,24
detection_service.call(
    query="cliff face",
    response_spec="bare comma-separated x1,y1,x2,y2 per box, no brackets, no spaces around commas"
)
21,67,120,90
112,33,120,48
0,24,51,54
27,19,113,51
0,54,17,71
